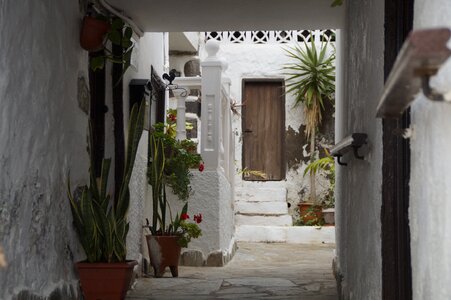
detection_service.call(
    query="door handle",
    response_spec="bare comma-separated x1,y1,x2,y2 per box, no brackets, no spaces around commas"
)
243,129,253,133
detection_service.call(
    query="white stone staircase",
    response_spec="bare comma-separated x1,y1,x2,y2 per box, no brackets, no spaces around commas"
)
234,187,292,241
234,186,335,244
235,187,292,226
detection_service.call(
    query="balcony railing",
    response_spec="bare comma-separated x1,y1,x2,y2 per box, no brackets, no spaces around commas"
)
204,30,336,45
171,41,235,186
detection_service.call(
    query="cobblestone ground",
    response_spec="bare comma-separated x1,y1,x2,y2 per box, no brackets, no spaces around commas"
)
127,242,338,300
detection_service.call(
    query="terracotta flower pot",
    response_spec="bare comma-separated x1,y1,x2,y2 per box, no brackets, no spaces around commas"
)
146,235,181,278
80,16,110,52
76,260,137,300
298,203,324,225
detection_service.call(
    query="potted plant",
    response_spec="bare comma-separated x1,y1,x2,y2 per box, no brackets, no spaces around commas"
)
67,102,145,300
283,34,335,207
80,14,111,52
80,11,134,74
300,149,335,225
145,117,204,278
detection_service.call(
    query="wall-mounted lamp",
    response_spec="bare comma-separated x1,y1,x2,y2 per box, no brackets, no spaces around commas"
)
376,28,451,118
331,133,368,166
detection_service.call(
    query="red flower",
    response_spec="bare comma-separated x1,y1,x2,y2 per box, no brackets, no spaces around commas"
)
193,213,202,224
168,114,176,122
181,213,189,220
198,163,204,172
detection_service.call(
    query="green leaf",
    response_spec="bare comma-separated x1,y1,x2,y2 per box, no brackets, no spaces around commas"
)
331,0,343,7
111,18,124,30
90,56,105,71
122,39,133,49
108,30,122,46
124,26,133,40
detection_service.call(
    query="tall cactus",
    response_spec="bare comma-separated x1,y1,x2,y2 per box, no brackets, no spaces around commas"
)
68,101,145,263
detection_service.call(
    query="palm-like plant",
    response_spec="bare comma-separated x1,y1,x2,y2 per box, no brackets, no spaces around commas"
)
283,36,335,205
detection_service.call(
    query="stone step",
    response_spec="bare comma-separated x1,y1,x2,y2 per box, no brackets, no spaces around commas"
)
235,214,293,226
235,201,288,215
235,187,287,202
235,225,336,244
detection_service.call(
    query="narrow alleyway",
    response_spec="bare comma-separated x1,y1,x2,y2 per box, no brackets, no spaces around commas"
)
127,242,337,299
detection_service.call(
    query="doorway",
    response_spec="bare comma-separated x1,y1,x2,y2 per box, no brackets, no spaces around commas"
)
382,0,414,299
242,79,285,181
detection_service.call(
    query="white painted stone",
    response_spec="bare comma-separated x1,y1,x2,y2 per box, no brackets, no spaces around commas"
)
235,226,335,244
285,227,335,244
235,187,287,203
0,1,88,298
235,226,287,243
335,1,384,299
235,201,288,215
235,215,293,226
411,2,451,300
123,33,166,268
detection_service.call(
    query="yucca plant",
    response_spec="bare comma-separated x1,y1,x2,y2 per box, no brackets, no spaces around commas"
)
283,35,335,205
304,149,335,208
67,101,145,263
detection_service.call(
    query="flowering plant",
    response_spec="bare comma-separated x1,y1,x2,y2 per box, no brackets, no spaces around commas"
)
146,117,204,247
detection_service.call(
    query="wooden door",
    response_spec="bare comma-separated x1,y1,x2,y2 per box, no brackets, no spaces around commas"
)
242,80,285,181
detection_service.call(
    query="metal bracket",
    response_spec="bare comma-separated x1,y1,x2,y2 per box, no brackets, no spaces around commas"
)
336,155,347,166
331,133,368,167
353,146,365,160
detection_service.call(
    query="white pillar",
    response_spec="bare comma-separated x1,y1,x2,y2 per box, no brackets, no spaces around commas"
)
173,88,188,141
201,40,224,170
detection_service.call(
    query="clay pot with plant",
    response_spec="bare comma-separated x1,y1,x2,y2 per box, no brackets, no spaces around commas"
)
67,102,145,300
145,117,204,278
80,15,111,52
283,34,335,206
299,149,335,225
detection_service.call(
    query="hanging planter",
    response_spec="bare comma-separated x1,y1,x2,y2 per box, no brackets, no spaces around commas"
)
80,15,110,52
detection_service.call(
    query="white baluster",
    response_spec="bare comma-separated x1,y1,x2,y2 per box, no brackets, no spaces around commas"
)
173,88,189,141
201,40,225,170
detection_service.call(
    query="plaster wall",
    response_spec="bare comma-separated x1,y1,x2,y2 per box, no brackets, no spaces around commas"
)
336,1,384,299
123,33,165,265
0,1,89,299
411,3,451,299
199,42,334,217
161,170,235,263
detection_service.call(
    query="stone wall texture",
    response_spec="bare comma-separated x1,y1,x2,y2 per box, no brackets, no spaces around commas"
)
336,1,384,299
0,0,88,299
412,2,451,299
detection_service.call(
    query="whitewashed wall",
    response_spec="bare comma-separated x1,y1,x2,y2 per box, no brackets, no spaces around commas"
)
124,33,166,267
198,42,333,216
0,1,89,299
336,1,384,299
411,2,451,299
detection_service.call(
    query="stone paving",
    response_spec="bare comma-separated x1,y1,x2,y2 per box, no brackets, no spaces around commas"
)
127,242,338,299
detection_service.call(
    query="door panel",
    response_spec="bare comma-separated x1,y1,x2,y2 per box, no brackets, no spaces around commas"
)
242,80,285,181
